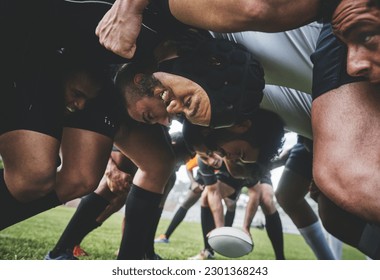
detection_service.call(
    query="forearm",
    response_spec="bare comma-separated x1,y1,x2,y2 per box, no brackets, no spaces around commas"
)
207,187,225,228
169,0,320,32
115,0,149,14
243,188,260,232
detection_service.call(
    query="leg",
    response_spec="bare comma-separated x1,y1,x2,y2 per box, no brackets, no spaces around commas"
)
145,172,177,259
47,149,134,259
275,168,317,228
259,183,285,260
275,142,336,259
115,123,175,259
223,197,237,227
56,128,113,202
0,131,62,229
0,130,59,201
160,189,202,240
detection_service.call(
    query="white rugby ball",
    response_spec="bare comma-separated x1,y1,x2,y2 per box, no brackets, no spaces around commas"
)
208,227,254,258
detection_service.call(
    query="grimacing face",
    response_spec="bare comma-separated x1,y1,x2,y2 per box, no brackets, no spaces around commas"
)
152,72,212,126
64,70,102,114
332,0,380,83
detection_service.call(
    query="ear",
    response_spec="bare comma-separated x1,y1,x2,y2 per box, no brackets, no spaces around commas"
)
227,119,252,134
133,73,144,85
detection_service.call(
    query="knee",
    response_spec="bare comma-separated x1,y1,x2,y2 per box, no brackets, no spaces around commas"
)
260,191,276,215
275,189,287,210
226,201,237,212
58,176,99,202
7,168,56,202
275,189,300,215
200,190,209,207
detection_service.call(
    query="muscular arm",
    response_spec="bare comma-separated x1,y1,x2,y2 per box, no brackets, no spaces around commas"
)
169,0,320,32
312,82,380,224
96,0,320,58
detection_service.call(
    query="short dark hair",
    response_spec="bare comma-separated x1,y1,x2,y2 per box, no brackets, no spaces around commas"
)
208,109,285,166
115,62,156,95
114,62,160,111
182,120,216,153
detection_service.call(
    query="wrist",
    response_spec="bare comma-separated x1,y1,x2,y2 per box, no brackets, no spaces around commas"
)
118,0,149,13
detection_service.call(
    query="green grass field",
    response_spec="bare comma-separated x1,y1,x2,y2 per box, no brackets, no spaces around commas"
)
0,206,365,260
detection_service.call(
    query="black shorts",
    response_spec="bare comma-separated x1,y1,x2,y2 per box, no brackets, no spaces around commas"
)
258,170,272,186
0,50,65,139
217,172,246,191
245,169,272,190
311,23,365,100
64,93,122,139
1,55,121,140
285,142,313,181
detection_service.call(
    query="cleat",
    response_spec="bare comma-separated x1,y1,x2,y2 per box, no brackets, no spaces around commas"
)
73,245,89,257
44,251,78,260
188,249,215,260
154,234,169,244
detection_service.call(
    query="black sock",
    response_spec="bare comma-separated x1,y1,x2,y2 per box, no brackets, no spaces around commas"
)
265,211,285,260
0,169,62,230
117,185,162,260
50,193,109,257
145,207,163,259
165,206,188,239
224,210,235,227
201,206,215,252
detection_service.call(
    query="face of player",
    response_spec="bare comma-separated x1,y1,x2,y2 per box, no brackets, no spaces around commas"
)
151,72,212,126
127,72,212,127
332,0,380,84
127,95,173,127
64,70,102,114
195,145,224,169
215,139,260,164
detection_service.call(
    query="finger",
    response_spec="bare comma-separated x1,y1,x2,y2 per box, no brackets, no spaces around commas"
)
114,43,136,59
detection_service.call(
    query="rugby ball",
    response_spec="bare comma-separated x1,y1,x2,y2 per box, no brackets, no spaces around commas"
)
208,227,254,258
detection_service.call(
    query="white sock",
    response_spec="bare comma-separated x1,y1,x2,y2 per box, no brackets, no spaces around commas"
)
298,221,336,260
325,232,343,259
